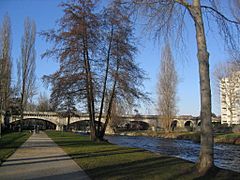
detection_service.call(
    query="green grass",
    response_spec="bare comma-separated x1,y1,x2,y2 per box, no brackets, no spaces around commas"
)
0,131,31,164
215,133,240,144
46,131,239,179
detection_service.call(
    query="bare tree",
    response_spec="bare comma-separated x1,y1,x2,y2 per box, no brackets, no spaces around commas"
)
18,17,36,130
157,43,178,132
37,92,50,112
0,14,12,112
214,62,240,126
97,0,148,140
41,0,101,140
131,0,240,173
108,99,125,133
0,14,12,137
42,0,148,141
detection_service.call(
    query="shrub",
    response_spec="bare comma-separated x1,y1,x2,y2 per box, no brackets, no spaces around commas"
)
213,123,232,133
232,125,240,133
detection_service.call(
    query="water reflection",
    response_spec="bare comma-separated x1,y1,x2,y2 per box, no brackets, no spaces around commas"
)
106,135,240,173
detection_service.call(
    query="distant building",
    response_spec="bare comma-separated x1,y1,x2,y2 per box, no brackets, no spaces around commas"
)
220,74,240,125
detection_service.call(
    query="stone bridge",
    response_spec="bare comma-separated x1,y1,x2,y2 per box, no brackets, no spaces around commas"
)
8,111,220,131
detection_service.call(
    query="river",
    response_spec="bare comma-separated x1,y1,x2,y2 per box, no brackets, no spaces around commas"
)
106,135,240,173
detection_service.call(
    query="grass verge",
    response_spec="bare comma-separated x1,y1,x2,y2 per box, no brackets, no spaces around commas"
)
46,131,239,179
215,133,240,144
0,131,31,165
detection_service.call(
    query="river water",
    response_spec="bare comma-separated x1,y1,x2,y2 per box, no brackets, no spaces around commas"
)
106,135,240,173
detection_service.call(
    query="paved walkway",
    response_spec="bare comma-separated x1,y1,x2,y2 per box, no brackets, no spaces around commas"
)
0,131,90,180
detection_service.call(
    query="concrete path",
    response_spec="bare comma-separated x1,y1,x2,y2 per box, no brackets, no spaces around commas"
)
0,131,90,180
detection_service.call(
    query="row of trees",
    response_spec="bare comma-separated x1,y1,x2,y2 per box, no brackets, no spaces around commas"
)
1,0,239,174
41,0,240,173
0,15,48,133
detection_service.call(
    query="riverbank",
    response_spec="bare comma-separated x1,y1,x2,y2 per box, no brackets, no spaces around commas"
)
214,133,240,144
114,130,240,145
46,131,239,179
0,131,31,165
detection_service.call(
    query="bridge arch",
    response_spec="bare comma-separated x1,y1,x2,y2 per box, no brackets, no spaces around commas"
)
125,120,149,131
171,119,180,131
69,120,104,132
184,120,194,131
10,118,56,130
197,121,201,126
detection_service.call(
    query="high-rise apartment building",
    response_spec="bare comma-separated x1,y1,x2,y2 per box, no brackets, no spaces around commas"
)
221,74,240,125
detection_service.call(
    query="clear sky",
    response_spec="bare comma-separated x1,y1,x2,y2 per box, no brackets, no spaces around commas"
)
0,0,230,116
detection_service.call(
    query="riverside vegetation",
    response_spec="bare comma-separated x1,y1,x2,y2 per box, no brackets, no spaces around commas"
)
46,131,239,179
117,130,240,145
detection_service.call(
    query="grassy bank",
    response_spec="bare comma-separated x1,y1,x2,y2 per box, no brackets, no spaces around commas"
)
46,131,239,179
0,131,31,165
215,133,240,145
116,130,240,145
117,130,201,142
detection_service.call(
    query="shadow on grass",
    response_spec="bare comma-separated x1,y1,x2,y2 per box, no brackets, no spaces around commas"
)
86,157,240,180
0,132,31,165
195,166,240,180
0,133,27,147
86,156,194,179
47,131,240,179
70,148,147,160
2,148,147,167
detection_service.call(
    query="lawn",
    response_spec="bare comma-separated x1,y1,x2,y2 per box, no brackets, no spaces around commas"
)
46,131,239,179
0,131,31,165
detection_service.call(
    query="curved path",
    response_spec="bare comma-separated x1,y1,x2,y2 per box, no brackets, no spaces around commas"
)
0,131,89,180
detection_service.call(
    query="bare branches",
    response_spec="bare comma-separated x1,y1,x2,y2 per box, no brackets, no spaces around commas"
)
0,14,12,112
201,5,239,25
157,43,178,132
41,0,149,140
18,17,36,129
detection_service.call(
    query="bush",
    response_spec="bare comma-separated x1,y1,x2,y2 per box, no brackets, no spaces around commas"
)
232,125,240,133
213,123,232,133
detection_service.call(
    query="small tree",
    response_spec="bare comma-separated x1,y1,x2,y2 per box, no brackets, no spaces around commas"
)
157,43,178,132
37,92,51,112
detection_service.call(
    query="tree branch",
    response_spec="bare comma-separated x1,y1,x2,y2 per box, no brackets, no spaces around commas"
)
201,5,240,25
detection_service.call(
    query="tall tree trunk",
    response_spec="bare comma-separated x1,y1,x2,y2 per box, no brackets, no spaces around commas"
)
67,114,71,131
229,110,233,127
189,0,214,173
99,59,119,140
84,59,97,140
20,82,26,132
98,27,114,135
99,79,116,140
83,36,97,141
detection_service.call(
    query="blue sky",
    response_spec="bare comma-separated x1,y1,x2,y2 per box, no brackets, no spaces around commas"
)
0,0,230,116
